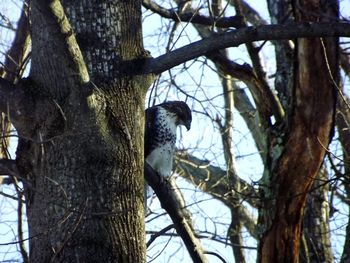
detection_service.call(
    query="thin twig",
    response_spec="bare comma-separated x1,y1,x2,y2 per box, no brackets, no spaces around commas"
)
147,224,175,247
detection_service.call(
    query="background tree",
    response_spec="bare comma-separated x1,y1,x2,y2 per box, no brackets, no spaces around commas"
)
0,0,350,262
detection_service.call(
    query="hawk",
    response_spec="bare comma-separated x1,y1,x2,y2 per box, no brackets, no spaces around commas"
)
145,101,192,177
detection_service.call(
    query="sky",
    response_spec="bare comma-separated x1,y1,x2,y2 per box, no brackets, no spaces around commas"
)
1,0,350,262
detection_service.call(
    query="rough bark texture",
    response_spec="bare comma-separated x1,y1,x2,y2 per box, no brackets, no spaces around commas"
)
258,1,338,262
0,2,30,188
337,97,350,263
267,0,294,112
15,1,151,262
302,169,333,263
2,0,349,262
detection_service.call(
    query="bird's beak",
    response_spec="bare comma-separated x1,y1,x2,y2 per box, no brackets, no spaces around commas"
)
185,120,191,131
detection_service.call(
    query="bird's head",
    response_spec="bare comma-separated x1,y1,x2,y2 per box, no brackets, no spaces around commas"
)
160,101,192,131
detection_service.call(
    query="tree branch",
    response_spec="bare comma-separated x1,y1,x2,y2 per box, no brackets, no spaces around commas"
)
174,153,258,238
0,159,19,176
203,47,267,157
335,91,350,263
217,41,247,261
238,0,268,26
0,2,31,161
142,0,242,28
1,2,31,82
175,152,258,207
14,181,29,263
142,22,350,74
341,50,350,78
31,0,89,99
146,224,175,247
144,163,209,263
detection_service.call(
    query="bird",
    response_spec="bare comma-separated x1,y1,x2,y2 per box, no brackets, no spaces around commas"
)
144,101,192,178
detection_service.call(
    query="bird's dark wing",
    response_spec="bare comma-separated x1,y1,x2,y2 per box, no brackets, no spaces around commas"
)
144,106,158,158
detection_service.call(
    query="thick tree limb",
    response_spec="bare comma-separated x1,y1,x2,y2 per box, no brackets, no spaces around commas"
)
143,22,350,74
142,0,242,28
174,153,258,238
31,0,89,99
175,153,258,207
144,163,209,263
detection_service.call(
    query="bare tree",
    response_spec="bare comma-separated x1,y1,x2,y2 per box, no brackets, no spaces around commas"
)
0,0,350,262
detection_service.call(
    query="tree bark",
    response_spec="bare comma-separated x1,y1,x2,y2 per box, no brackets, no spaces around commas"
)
301,169,333,263
2,0,349,262
143,22,350,75
258,1,338,262
336,96,350,263
144,163,208,263
13,1,152,262
266,0,294,111
0,1,30,187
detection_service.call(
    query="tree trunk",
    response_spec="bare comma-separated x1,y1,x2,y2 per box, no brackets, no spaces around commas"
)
337,96,350,263
258,1,338,262
301,169,333,262
15,1,152,262
266,0,294,111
